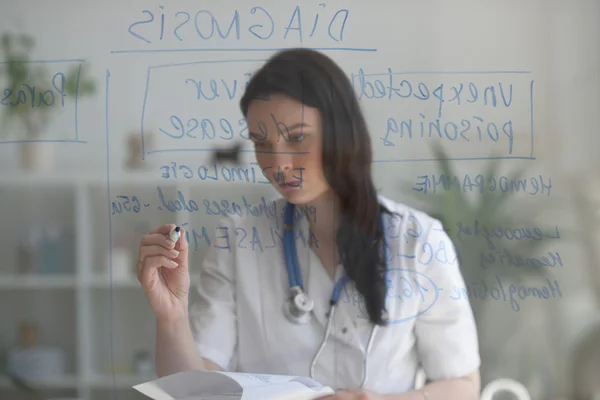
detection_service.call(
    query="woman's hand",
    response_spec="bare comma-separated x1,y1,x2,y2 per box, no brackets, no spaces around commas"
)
137,224,190,322
318,389,384,400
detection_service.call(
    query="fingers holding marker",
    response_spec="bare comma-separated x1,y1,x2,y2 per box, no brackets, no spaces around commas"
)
139,256,176,292
167,226,181,243
140,230,179,249
150,223,177,236
144,255,179,269
138,244,179,263
143,226,181,257
137,225,183,281
168,225,189,252
136,253,178,282
168,226,189,273
139,226,185,259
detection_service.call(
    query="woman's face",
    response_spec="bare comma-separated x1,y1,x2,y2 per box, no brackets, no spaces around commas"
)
246,93,330,205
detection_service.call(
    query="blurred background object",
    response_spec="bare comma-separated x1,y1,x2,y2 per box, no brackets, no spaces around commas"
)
211,142,243,165
6,323,67,382
568,180,600,400
401,143,567,397
125,131,154,170
0,32,96,172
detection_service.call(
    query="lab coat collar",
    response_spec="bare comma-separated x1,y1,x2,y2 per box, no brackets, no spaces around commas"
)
299,216,368,352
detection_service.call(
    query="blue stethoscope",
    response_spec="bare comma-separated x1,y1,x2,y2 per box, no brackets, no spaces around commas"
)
282,201,389,388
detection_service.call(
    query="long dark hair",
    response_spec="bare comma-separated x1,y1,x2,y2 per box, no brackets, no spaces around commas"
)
240,48,391,326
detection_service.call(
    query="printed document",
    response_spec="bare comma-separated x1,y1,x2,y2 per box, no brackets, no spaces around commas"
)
133,370,335,400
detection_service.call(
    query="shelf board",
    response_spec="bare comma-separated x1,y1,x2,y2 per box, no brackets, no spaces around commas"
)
88,274,200,289
88,276,140,288
0,374,79,389
0,274,200,290
0,274,77,289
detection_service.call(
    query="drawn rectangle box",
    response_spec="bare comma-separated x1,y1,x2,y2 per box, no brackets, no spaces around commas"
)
351,70,535,162
140,59,268,160
0,59,85,144
140,61,535,163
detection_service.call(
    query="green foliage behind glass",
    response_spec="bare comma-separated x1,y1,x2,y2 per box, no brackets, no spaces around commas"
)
402,143,561,315
0,32,96,138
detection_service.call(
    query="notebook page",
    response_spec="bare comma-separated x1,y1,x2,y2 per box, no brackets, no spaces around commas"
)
215,372,317,388
133,371,243,399
241,381,335,400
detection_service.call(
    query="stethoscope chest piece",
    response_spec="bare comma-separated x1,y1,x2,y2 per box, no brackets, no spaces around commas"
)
283,286,314,324
281,201,388,388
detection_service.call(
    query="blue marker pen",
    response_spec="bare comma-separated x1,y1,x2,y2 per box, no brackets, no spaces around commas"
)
168,226,181,243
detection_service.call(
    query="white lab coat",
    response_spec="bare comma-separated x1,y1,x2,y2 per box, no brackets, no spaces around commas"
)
189,194,481,393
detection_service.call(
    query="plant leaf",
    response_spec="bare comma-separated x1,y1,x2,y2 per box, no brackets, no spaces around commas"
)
399,144,557,289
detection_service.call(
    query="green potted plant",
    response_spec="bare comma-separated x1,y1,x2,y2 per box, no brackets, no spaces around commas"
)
401,143,566,395
0,32,96,170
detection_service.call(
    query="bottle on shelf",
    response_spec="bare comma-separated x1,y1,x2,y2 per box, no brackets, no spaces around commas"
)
41,226,63,274
17,226,43,275
16,225,66,275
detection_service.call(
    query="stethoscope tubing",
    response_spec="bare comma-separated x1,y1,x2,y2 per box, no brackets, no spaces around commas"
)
284,202,304,289
283,201,389,388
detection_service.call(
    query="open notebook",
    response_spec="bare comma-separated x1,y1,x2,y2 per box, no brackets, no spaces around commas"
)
133,370,335,400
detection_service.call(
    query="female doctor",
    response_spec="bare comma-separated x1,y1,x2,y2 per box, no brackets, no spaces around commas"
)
136,49,481,400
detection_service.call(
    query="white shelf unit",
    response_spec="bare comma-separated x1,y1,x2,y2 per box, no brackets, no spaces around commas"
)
0,172,274,400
